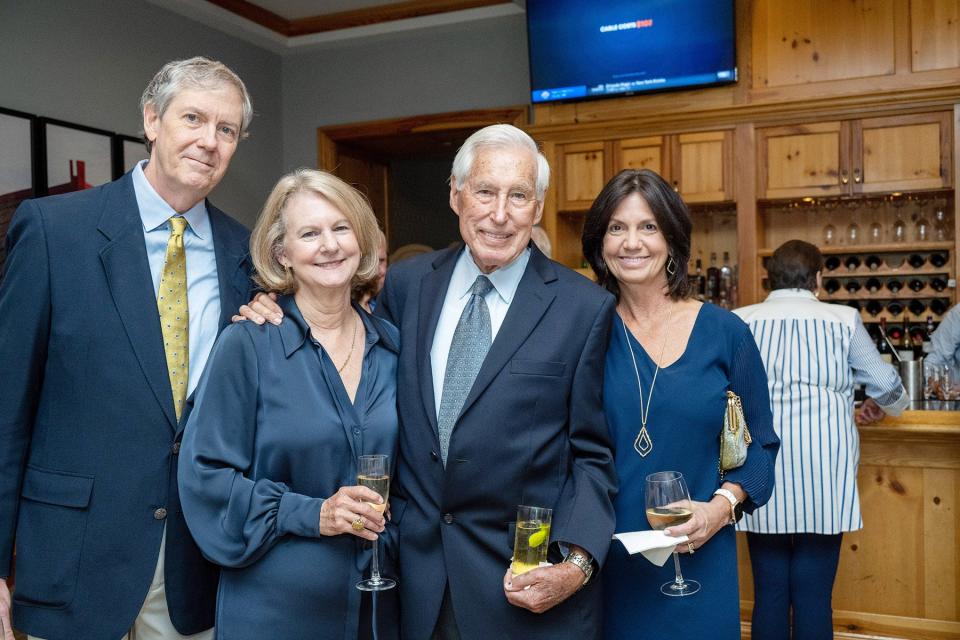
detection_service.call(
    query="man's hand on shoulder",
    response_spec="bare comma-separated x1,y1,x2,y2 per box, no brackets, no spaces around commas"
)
0,579,15,640
233,292,283,325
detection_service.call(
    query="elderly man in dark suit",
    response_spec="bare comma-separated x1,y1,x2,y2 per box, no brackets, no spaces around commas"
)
0,57,255,640
241,124,617,639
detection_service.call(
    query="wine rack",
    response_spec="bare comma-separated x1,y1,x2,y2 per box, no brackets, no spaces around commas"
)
758,192,956,327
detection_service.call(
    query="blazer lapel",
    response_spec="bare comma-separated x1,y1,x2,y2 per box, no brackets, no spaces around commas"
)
208,204,251,332
458,247,557,420
416,247,460,436
97,174,178,430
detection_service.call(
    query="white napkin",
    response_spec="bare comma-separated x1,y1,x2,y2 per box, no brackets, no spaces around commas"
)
613,530,689,567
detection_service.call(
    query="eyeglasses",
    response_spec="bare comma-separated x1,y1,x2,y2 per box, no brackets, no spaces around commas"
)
464,184,539,211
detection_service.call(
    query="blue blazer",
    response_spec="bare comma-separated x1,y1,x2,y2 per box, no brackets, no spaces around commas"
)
376,244,618,640
0,172,253,640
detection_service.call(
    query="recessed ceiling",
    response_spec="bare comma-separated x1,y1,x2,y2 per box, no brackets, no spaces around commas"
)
240,1,413,21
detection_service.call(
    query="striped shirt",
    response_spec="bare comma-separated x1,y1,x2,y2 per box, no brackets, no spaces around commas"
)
734,289,909,534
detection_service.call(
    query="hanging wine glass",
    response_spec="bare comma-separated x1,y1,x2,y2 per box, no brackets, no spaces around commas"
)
914,196,929,242
933,204,951,241
846,222,861,245
823,223,837,245
869,221,883,244
890,194,907,243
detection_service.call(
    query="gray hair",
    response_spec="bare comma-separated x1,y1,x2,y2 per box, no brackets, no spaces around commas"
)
140,56,253,152
450,124,550,200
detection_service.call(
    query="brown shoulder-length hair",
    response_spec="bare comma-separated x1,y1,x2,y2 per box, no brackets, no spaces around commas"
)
581,169,693,301
250,169,381,295
767,239,823,291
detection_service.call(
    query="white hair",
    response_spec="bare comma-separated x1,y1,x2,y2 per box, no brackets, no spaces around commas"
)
450,124,550,200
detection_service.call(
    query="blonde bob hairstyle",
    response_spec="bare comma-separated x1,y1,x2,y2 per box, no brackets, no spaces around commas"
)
251,168,381,295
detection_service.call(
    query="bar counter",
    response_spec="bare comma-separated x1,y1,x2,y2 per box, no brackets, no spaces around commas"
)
737,409,960,639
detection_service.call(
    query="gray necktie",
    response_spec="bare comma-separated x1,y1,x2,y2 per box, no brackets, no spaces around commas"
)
437,275,494,465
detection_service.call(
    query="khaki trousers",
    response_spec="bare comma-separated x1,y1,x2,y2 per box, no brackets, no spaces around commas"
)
30,528,214,640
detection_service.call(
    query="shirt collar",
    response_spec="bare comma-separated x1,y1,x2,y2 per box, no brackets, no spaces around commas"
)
765,288,819,302
451,245,530,305
132,160,210,239
277,294,391,359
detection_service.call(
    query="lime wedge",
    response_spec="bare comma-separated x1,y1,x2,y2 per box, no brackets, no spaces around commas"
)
528,524,549,548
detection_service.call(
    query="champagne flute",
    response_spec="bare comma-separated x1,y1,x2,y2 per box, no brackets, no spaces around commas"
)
356,454,396,591
645,471,700,597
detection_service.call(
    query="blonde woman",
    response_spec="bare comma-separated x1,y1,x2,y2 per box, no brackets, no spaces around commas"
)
178,169,399,640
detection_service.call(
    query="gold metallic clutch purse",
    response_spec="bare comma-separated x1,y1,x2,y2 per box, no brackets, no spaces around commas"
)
719,391,752,478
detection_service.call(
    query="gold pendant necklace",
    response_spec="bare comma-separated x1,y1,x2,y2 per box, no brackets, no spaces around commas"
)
621,305,673,457
337,313,359,374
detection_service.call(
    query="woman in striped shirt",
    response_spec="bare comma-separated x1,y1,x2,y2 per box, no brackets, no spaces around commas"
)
734,240,908,640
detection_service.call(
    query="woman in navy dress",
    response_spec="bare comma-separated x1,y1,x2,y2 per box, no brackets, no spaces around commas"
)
580,169,780,639
178,169,398,640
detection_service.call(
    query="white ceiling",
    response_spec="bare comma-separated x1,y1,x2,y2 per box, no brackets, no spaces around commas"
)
149,0,526,54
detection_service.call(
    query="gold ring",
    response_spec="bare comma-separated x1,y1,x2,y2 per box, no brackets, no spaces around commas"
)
687,542,695,554
352,517,365,531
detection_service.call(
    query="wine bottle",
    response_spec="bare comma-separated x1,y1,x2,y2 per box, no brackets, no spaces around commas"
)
865,277,882,293
886,301,904,316
719,251,733,309
845,279,862,293
844,255,861,270
692,257,706,301
930,277,948,292
878,318,893,364
865,255,882,270
865,300,883,316
929,252,948,268
886,278,903,293
824,256,841,272
908,253,926,268
824,279,841,294
908,278,926,292
846,300,862,311
923,316,937,354
706,252,719,304
930,299,948,315
908,299,927,316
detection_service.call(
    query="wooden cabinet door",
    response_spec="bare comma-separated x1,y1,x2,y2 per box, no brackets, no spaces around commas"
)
853,112,953,193
758,121,849,199
614,136,667,180
558,141,608,210
673,131,734,203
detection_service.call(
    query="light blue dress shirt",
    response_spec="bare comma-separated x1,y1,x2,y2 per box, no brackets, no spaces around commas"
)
430,246,530,419
132,160,221,397
926,302,960,370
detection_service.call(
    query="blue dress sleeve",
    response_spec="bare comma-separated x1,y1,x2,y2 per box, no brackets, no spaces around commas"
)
722,326,780,512
178,325,324,569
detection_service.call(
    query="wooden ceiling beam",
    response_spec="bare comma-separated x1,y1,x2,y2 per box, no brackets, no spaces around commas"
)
204,0,292,35
204,0,512,37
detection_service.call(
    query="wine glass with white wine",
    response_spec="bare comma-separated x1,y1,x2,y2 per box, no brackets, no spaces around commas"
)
645,471,700,596
356,454,396,591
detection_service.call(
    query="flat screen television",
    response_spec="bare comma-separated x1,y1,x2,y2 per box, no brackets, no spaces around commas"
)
526,0,737,104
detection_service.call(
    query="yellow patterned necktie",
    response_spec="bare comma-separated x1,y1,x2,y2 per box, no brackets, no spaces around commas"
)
158,216,189,421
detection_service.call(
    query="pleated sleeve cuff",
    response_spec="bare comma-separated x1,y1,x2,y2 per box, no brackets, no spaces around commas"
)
277,491,323,538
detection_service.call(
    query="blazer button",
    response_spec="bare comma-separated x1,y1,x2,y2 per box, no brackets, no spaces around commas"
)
154,508,168,521
443,513,454,524
430,450,439,461
171,442,181,455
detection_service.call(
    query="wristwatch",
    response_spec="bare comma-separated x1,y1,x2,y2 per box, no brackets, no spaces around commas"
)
713,488,743,525
563,550,595,586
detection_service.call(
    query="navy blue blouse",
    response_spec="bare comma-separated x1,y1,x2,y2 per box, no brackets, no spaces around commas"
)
178,295,399,640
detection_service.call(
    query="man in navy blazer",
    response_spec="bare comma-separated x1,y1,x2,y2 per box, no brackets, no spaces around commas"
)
376,125,617,639
0,57,255,640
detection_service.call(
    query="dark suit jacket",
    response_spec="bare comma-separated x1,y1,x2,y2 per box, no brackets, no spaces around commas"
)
0,172,253,640
376,244,617,640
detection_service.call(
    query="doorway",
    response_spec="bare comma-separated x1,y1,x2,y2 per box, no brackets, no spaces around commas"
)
317,107,526,259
